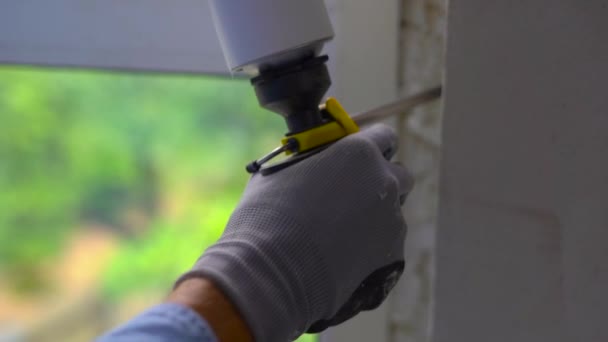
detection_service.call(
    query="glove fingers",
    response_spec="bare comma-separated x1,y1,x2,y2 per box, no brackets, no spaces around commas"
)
360,124,399,160
388,162,414,204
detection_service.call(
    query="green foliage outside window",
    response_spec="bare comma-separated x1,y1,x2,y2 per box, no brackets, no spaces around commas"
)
0,66,284,292
0,67,317,341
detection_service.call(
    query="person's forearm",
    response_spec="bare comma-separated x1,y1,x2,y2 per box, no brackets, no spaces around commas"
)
168,277,254,342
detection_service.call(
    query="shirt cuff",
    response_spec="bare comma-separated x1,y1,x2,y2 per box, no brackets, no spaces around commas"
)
97,303,218,342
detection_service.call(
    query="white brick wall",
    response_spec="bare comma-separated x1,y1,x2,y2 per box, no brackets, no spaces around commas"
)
390,1,446,341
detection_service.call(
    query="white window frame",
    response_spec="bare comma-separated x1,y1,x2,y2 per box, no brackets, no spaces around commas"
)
322,0,400,341
0,0,401,340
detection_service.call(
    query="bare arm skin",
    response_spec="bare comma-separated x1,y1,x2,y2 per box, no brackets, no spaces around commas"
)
167,278,254,342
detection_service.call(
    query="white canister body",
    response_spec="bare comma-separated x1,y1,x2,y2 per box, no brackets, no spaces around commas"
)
208,0,334,75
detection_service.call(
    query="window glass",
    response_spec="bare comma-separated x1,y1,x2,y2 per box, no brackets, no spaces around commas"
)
0,67,315,342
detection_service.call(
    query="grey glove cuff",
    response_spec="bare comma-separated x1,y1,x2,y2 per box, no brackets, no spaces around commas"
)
177,207,334,342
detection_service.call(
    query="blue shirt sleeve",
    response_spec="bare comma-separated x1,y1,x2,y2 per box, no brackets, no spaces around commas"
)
97,303,218,342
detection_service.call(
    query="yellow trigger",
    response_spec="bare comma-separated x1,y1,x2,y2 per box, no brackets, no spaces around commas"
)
281,98,359,155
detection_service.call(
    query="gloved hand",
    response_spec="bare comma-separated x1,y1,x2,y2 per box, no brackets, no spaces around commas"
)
177,124,413,342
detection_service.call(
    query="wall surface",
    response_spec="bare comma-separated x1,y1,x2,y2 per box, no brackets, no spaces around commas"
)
390,1,446,341
435,1,608,341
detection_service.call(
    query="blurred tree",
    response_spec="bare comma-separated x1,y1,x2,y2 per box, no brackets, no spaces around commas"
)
0,67,284,293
